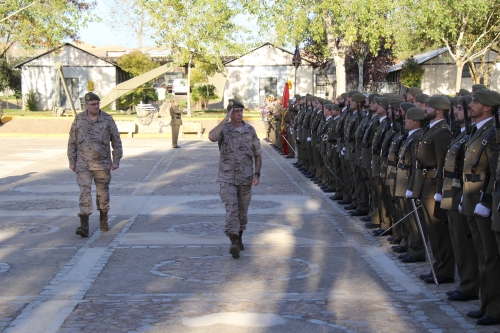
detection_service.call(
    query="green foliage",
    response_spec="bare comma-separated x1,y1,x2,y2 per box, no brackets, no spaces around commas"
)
24,90,40,111
400,57,425,88
0,59,20,94
117,51,160,77
118,86,158,109
191,84,219,109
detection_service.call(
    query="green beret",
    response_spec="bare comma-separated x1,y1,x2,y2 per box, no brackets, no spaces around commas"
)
472,84,487,92
473,89,497,106
415,94,429,103
408,87,423,97
491,91,500,105
228,99,244,109
306,95,314,101
368,93,381,101
374,96,389,109
324,103,335,110
340,93,348,99
427,95,450,110
351,93,366,103
459,89,470,96
406,107,426,120
347,90,361,98
294,94,302,99
451,97,459,107
400,102,414,112
323,99,333,104
331,104,342,111
389,99,403,110
305,93,312,97
458,96,472,107
85,92,100,101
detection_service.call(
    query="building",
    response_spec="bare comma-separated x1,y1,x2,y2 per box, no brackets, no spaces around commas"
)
16,43,128,111
388,47,500,95
222,43,318,108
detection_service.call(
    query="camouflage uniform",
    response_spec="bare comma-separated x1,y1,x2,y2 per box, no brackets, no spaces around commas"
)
217,121,262,236
67,110,123,217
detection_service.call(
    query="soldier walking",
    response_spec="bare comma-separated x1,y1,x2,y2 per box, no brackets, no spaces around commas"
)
208,99,262,259
67,92,123,237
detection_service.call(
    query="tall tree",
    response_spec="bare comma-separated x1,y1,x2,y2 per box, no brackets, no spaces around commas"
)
107,0,153,49
393,0,500,92
143,0,247,115
0,0,96,57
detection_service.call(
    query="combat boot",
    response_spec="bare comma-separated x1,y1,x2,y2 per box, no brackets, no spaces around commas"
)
229,234,240,259
238,230,244,251
75,215,89,237
100,211,109,231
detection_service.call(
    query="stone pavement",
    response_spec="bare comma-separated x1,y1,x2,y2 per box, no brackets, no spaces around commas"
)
0,137,497,333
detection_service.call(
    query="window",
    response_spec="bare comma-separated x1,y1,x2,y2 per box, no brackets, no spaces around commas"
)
259,77,277,97
316,75,327,86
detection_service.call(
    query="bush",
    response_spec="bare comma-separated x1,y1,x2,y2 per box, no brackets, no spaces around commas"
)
117,86,158,110
191,84,219,109
400,56,425,88
24,90,39,111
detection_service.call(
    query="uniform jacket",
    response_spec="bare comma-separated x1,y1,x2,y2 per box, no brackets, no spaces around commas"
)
361,114,380,169
335,107,350,152
327,116,341,158
441,129,468,210
493,130,500,230
414,120,452,199
170,105,183,126
371,117,390,177
344,110,361,161
217,121,262,186
462,119,499,215
395,129,422,198
68,110,123,171
384,128,404,194
354,113,371,164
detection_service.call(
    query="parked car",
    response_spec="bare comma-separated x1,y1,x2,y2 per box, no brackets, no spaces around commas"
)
172,79,189,95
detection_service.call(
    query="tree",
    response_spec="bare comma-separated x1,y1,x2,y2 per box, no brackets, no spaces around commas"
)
0,0,96,57
117,51,160,77
143,0,248,116
392,0,500,92
400,56,425,88
107,0,153,49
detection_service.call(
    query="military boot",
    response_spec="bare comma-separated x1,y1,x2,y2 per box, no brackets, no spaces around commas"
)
75,215,89,237
238,230,244,251
229,234,240,259
100,211,109,231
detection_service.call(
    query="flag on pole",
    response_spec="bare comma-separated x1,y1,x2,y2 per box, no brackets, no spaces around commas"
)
283,81,290,108
281,81,290,156
292,45,302,68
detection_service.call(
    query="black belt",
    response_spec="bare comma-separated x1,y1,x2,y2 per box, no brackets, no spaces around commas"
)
388,160,397,167
172,116,181,119
397,163,411,171
443,170,460,179
464,173,482,183
416,163,437,171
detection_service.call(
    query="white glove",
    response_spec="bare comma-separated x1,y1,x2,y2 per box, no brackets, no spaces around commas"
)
307,137,312,142
290,128,294,134
474,203,491,217
405,190,413,199
458,203,463,213
434,193,442,202
341,147,346,156
460,195,463,203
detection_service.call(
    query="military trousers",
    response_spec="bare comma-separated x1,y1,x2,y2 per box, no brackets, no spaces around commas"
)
447,210,479,297
396,197,426,260
220,182,252,236
171,125,180,147
345,159,358,205
331,151,343,196
467,215,500,320
76,169,111,217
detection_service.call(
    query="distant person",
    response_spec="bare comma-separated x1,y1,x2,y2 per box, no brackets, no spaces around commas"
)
170,98,182,148
67,92,123,237
208,99,262,259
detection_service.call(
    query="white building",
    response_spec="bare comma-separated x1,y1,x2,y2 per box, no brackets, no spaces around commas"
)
16,43,127,111
388,47,500,95
222,43,318,108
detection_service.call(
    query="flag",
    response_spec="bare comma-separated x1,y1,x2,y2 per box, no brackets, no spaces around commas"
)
292,45,301,68
281,81,290,156
282,81,290,108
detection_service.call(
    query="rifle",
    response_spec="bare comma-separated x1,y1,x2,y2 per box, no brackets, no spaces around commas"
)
493,104,500,145
463,98,471,135
449,99,457,137
398,107,405,135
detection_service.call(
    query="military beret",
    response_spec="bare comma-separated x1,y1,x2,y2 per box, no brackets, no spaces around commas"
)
294,94,302,99
305,93,312,97
459,89,470,96
347,90,361,98
473,89,498,106
458,96,472,107
374,96,389,109
472,84,487,92
289,106,298,112
323,99,333,104
491,91,500,105
324,103,335,110
228,99,244,109
408,87,423,96
415,94,429,103
340,93,348,99
85,92,100,101
389,99,403,111
368,93,381,101
306,95,314,101
427,95,450,110
406,107,426,120
400,102,414,112
331,104,342,111
451,97,459,107
351,93,366,103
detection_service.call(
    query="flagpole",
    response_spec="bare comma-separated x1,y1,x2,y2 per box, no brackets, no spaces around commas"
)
294,66,297,96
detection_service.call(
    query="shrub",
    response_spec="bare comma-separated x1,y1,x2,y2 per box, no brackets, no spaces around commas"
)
400,56,425,88
24,90,39,111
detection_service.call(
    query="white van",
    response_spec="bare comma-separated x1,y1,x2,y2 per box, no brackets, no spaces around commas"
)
172,79,188,95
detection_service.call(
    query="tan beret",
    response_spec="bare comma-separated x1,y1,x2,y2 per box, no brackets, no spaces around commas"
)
473,89,497,106
415,94,429,103
85,92,100,101
406,107,426,120
351,93,366,103
427,95,450,110
408,87,423,96
374,96,389,109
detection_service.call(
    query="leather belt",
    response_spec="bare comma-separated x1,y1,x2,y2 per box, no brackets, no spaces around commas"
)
443,170,459,179
464,173,482,183
397,162,411,171
172,116,181,119
388,160,397,167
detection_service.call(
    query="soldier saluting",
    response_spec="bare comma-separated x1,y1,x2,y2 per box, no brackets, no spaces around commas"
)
208,99,262,259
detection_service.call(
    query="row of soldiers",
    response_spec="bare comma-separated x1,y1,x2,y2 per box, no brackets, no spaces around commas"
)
274,85,500,326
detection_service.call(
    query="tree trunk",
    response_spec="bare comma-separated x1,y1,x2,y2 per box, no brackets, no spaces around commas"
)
323,12,346,97
455,60,464,93
357,44,368,93
467,61,479,84
187,54,192,117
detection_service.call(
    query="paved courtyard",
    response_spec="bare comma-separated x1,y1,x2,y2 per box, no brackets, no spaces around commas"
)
0,137,497,332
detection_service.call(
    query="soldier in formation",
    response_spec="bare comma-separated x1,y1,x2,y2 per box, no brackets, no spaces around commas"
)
270,85,500,326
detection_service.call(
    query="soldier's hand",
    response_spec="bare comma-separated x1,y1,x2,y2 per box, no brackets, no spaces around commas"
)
253,174,260,186
111,163,119,170
70,165,76,172
226,108,233,118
